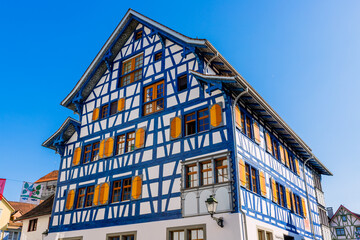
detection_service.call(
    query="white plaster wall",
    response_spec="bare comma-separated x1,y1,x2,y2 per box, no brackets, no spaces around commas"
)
45,213,241,240
21,215,50,240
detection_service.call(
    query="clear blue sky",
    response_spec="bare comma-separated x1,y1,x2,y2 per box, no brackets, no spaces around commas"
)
1,0,359,213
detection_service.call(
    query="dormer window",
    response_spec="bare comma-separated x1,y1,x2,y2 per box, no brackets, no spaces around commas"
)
120,54,143,87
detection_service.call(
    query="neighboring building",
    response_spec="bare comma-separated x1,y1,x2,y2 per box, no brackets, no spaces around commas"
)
35,171,58,201
18,195,54,240
42,9,332,240
0,197,36,240
329,205,360,239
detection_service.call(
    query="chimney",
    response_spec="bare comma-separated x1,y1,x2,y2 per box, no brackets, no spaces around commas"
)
327,207,334,218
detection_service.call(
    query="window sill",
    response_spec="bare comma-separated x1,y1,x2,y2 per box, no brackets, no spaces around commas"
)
182,181,231,192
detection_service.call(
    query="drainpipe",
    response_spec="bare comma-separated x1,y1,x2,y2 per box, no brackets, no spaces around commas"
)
205,52,218,74
303,156,317,240
232,85,248,240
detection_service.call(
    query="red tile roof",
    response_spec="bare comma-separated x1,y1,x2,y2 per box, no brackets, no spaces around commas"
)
35,170,58,183
17,195,54,221
8,201,37,215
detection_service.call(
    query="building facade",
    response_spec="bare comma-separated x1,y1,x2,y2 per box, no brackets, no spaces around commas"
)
329,205,360,240
43,9,332,240
35,171,58,201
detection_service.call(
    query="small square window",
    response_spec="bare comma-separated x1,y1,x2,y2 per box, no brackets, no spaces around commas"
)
101,104,109,119
342,215,347,222
135,30,143,40
155,52,162,61
177,75,187,92
28,219,38,232
110,101,118,116
336,228,345,236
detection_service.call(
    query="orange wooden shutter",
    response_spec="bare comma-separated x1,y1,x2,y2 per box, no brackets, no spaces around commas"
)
99,183,110,205
302,198,307,218
72,147,82,166
93,185,100,206
285,149,290,167
239,159,246,187
295,159,301,175
253,121,261,143
135,127,146,149
271,179,278,203
92,108,99,121
118,98,125,112
285,188,291,210
65,189,75,211
104,137,114,157
235,106,241,128
131,175,142,200
259,171,266,197
279,145,285,164
170,117,182,139
99,139,105,159
265,132,273,154
210,103,223,128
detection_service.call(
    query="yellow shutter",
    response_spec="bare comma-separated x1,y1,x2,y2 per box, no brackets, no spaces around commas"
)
118,98,125,112
92,108,99,121
99,183,110,205
271,179,278,203
285,149,290,167
72,147,81,166
279,145,285,164
302,198,307,218
235,106,241,128
259,171,266,197
135,128,146,149
285,188,291,210
99,139,105,159
239,159,246,187
253,121,261,143
170,117,182,139
131,176,142,200
210,103,223,128
265,132,273,154
93,185,100,206
295,159,301,175
104,137,114,157
65,189,75,211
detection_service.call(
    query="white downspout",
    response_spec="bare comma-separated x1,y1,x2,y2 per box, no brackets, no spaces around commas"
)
232,86,248,240
303,156,317,240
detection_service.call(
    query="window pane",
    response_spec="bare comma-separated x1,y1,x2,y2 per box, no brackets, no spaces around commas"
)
126,132,135,152
201,161,212,185
110,101,118,116
251,168,258,193
245,164,251,190
83,144,92,164
198,109,209,132
246,117,252,138
216,158,228,183
122,178,132,201
135,55,143,69
91,142,100,161
123,61,132,75
116,135,125,155
185,112,196,136
101,104,109,119
177,75,187,91
112,180,121,203
85,186,94,207
186,164,198,188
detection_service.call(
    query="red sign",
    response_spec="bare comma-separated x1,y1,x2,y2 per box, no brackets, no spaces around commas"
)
0,179,6,200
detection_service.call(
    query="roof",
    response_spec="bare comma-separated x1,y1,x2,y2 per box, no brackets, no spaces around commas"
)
330,205,360,223
53,9,332,175
17,195,54,221
1,196,15,212
35,170,59,183
8,201,37,215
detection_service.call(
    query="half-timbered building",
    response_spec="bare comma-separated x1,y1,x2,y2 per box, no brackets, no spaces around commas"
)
329,205,360,240
43,9,332,240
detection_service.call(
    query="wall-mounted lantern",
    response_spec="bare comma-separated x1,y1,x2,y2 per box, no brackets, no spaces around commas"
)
205,195,224,228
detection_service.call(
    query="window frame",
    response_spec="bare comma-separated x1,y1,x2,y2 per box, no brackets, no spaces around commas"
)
215,157,229,184
107,231,137,240
84,185,95,207
121,178,132,201
184,108,210,137
244,163,260,195
134,29,143,41
154,51,163,62
167,224,206,240
336,228,345,236
200,161,213,186
143,80,165,116
76,187,86,209
177,74,188,92
111,180,122,203
119,53,144,88
28,219,38,232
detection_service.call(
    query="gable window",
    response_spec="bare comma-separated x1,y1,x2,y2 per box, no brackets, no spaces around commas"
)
186,164,198,188
112,180,122,203
120,54,143,87
200,161,212,185
341,215,347,222
143,80,164,115
122,178,132,201
28,219,38,232
101,104,109,119
76,187,86,208
85,186,95,207
177,75,187,92
135,30,143,41
83,144,92,164
216,157,228,183
336,228,345,236
154,52,162,62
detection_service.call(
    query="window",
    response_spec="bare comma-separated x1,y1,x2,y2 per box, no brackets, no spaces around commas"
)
272,140,279,160
108,233,136,240
112,180,122,203
170,230,184,240
245,117,252,139
200,161,212,185
258,229,273,240
85,186,95,207
244,163,259,194
240,112,246,133
186,164,198,188
313,173,322,191
135,30,143,40
277,184,285,207
115,131,136,155
185,108,209,136
76,187,86,208
120,54,143,87
239,111,253,139
177,75,187,92
294,195,302,216
245,164,251,190
28,219,38,232
336,228,345,236
83,144,92,164
116,135,126,155
126,132,135,153
122,178,132,201
101,104,109,119
168,226,205,240
188,229,204,240
91,142,100,162
251,168,258,194
110,101,118,116
215,158,228,183
143,80,164,115
154,52,162,61
341,215,347,222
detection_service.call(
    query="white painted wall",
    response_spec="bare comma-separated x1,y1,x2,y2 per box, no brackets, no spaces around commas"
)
21,215,50,240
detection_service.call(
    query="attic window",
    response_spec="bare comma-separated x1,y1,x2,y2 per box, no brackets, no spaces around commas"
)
177,75,187,92
154,52,162,61
120,54,143,87
135,30,143,41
